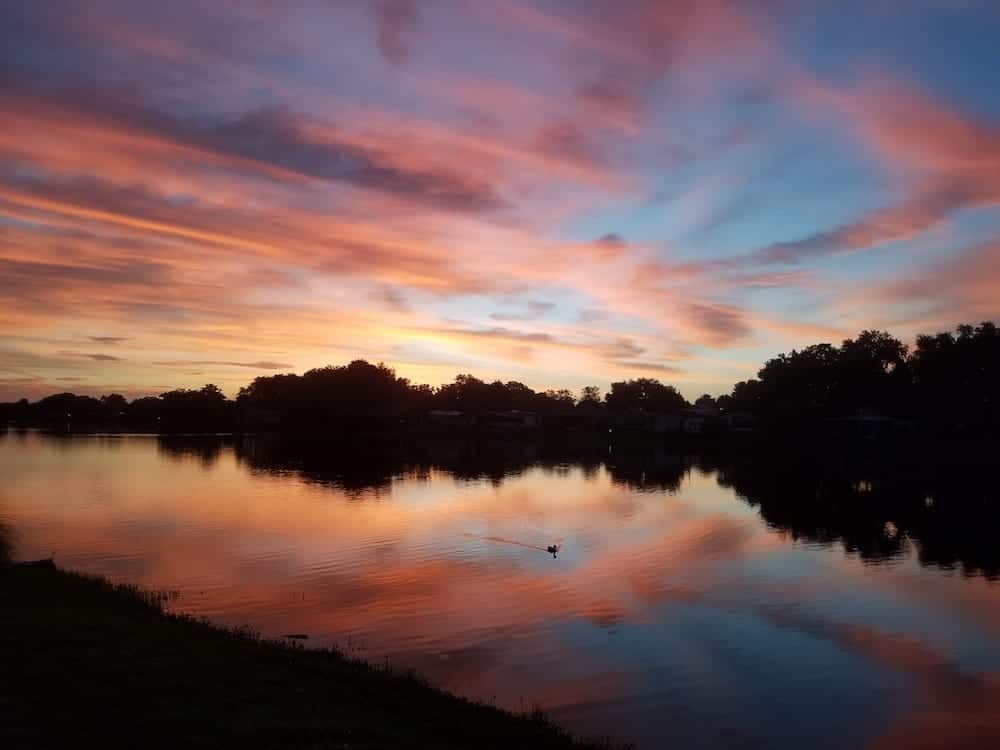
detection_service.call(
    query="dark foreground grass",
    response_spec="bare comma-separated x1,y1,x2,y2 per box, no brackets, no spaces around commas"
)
0,563,620,750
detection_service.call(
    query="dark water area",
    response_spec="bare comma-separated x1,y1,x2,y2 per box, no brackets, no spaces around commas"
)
3,430,1000,749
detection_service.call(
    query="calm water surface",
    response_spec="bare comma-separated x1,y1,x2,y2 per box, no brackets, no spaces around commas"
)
3,430,1000,749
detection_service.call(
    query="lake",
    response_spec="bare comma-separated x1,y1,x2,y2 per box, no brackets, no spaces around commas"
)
3,430,1000,749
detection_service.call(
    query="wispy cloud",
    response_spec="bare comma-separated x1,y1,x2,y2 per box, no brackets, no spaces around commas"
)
755,75,1000,263
374,0,418,65
88,336,130,344
58,351,123,362
152,360,293,370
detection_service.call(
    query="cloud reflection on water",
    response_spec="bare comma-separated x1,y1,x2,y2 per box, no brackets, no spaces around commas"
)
3,431,1000,749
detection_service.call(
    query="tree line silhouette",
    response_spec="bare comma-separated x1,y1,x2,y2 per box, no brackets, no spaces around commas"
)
716,322,999,436
2,321,997,436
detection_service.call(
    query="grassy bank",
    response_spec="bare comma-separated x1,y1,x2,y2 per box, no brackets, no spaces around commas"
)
0,562,616,749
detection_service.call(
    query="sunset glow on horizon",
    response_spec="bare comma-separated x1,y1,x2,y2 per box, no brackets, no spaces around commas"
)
3,0,999,401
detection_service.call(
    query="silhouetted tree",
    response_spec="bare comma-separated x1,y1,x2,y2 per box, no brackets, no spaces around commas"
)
744,331,910,425
435,374,493,413
755,343,840,423
500,381,537,411
834,330,910,415
123,397,157,426
543,389,575,411
33,393,105,426
694,394,717,411
238,360,418,430
577,386,602,412
432,376,574,415
717,379,762,415
100,393,128,417
911,322,1000,436
154,384,234,431
605,378,687,413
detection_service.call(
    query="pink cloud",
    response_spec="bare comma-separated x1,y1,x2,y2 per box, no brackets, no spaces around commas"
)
758,75,1000,262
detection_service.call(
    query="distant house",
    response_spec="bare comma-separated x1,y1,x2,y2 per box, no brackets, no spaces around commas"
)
482,410,539,432
721,412,757,433
242,406,282,428
647,413,682,434
610,412,650,432
605,411,719,435
680,407,721,436
682,414,708,435
427,410,476,427
541,413,600,431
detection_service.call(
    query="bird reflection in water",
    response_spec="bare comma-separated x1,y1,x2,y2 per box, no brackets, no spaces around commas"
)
462,533,561,558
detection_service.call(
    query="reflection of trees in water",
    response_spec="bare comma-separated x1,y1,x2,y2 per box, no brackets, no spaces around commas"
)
606,442,688,493
156,436,230,468
715,458,909,561
714,452,1000,579
166,433,999,579
232,435,692,502
233,436,405,496
231,435,611,496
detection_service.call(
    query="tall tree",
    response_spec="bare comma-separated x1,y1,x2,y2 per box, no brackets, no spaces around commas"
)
577,386,603,412
605,378,687,413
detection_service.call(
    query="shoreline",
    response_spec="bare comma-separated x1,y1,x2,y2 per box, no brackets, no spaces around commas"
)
1,561,620,749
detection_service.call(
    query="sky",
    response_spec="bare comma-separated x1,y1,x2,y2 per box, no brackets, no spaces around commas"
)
2,0,999,401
